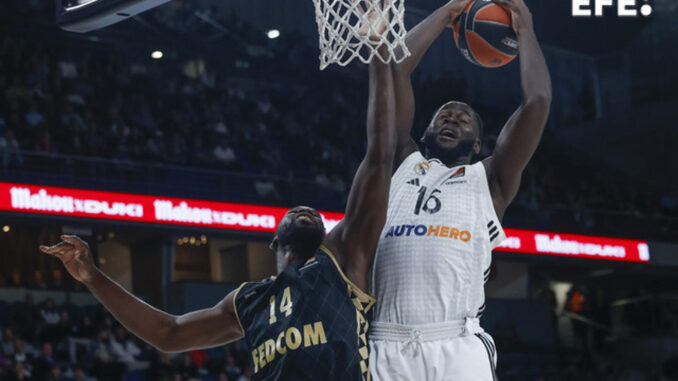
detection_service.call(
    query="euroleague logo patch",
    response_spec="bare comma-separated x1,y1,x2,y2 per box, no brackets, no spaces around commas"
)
444,167,467,185
414,161,430,175
449,167,465,179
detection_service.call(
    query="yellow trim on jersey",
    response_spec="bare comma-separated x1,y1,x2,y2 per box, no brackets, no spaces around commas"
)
232,282,247,336
318,245,376,307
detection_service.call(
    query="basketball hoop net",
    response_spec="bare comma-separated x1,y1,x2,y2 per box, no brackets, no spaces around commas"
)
312,0,410,69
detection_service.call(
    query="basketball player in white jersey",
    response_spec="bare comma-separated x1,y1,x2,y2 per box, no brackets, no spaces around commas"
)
368,0,551,379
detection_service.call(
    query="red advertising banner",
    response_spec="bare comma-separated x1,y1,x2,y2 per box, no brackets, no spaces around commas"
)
498,228,650,263
0,182,650,263
0,182,343,233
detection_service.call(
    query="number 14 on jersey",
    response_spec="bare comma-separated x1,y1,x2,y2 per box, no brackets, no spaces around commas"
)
269,287,293,324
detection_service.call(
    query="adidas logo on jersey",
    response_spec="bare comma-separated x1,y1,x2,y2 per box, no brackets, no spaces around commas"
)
406,179,420,186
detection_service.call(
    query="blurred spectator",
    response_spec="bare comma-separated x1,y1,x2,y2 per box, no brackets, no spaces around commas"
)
1,328,16,356
90,330,125,380
49,269,69,291
213,138,237,167
74,314,96,339
146,350,174,379
28,271,46,290
0,130,23,168
176,352,200,380
39,299,60,342
56,311,76,342
90,330,112,363
46,364,65,381
12,339,32,365
254,169,280,201
109,326,147,371
24,104,44,128
224,352,242,380
9,269,23,288
33,343,55,380
72,365,96,381
189,349,209,369
190,135,212,165
7,361,32,381
314,169,332,189
40,299,60,325
9,295,40,341
236,368,252,381
565,285,590,351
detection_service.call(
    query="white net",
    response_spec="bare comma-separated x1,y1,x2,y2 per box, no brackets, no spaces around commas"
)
313,0,410,69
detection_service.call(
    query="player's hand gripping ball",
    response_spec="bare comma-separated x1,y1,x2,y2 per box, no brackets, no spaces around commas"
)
452,0,518,68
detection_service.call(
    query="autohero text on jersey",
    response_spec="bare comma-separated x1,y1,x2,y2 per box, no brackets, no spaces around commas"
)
384,224,472,242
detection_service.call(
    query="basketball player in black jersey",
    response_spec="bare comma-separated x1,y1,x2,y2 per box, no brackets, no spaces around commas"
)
39,50,396,380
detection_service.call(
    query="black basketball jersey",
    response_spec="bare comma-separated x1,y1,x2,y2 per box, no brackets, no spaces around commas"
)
234,245,375,381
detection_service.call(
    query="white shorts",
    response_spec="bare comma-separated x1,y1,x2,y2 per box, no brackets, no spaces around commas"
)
368,319,497,381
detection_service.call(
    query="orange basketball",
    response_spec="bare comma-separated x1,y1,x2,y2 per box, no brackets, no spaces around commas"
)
453,0,518,68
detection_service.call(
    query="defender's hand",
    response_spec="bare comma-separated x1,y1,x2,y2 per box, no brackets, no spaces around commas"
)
446,0,473,27
40,235,97,284
355,0,391,41
492,0,533,35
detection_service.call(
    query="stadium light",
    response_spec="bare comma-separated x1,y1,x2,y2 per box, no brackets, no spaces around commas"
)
267,29,280,39
151,50,163,59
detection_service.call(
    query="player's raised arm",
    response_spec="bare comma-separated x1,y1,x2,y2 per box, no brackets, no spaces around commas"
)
324,46,396,292
39,235,243,353
483,0,552,219
391,0,473,167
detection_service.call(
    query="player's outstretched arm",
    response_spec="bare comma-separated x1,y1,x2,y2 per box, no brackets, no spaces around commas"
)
40,235,243,352
324,47,396,293
483,0,552,220
391,0,473,168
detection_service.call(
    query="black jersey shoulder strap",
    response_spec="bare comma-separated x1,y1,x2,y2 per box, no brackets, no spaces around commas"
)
317,245,376,313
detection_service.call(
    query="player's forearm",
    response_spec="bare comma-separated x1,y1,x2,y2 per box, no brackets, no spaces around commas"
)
517,28,552,105
84,268,177,351
367,48,396,162
394,3,456,76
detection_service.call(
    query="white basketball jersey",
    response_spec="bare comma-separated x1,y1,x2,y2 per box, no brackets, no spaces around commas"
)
371,151,506,325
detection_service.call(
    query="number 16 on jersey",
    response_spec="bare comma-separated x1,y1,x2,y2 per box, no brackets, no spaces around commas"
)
415,186,442,215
